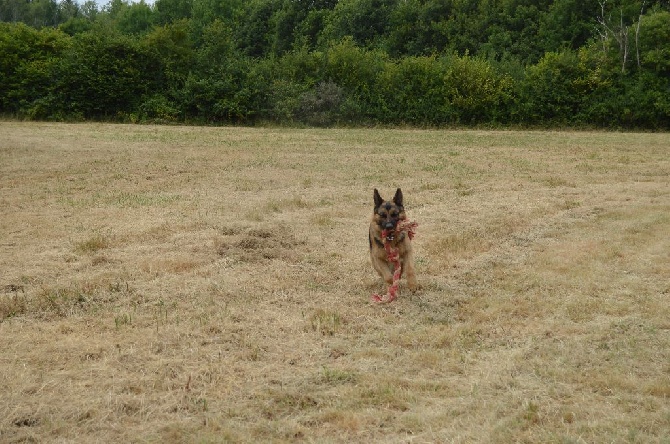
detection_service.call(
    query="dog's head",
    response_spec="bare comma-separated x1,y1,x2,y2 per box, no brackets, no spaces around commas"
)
373,188,406,236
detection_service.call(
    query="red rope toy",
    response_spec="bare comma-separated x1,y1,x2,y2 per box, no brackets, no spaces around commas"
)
371,219,418,304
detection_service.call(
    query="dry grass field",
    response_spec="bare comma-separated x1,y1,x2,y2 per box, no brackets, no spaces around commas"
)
1,122,669,443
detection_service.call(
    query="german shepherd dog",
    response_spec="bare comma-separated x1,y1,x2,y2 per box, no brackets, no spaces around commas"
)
369,188,417,291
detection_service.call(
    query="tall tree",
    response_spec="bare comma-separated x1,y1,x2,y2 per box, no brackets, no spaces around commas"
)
320,0,398,48
154,0,192,24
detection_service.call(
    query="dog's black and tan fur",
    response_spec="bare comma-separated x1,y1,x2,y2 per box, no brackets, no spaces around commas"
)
369,188,417,291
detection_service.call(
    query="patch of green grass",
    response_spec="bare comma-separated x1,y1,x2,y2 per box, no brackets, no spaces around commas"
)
311,213,335,227
308,309,345,336
320,367,358,385
61,192,181,209
418,181,443,191
114,312,133,329
107,192,181,208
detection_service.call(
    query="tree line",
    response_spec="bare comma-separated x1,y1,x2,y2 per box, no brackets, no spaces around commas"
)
1,0,669,128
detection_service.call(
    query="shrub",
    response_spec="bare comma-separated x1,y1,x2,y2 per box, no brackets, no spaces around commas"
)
374,55,451,125
138,94,181,123
443,54,513,124
297,80,346,126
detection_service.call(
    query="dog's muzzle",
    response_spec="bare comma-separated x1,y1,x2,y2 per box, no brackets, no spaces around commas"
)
383,224,397,241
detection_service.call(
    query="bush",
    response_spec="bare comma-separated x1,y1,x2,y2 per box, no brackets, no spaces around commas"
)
297,80,346,126
0,24,70,116
443,54,513,124
581,71,670,129
138,94,181,123
323,37,387,106
47,32,161,120
374,55,451,124
517,50,591,125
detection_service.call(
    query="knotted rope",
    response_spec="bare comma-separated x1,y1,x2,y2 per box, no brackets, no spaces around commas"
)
371,220,417,304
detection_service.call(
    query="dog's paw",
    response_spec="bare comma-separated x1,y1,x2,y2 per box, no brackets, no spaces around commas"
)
407,280,419,292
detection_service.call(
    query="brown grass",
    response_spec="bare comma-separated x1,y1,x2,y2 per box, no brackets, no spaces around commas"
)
1,122,669,443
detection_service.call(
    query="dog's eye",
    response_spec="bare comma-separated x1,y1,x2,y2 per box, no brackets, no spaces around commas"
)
390,211,398,218
378,212,387,218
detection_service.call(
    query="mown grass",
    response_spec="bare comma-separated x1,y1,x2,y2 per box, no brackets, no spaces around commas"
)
1,122,669,443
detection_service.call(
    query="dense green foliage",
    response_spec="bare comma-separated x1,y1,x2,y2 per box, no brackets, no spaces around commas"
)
1,0,669,128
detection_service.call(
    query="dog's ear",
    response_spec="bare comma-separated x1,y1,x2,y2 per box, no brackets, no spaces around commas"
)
393,188,404,207
373,189,384,209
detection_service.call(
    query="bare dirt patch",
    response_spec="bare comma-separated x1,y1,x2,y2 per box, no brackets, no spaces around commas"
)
1,123,669,443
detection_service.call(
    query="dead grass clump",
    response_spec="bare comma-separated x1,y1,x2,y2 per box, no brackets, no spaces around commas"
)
319,367,358,385
644,380,670,398
75,234,111,254
140,258,202,275
216,225,305,263
318,409,362,433
264,390,319,419
0,285,28,321
91,255,112,266
30,279,123,319
34,285,94,318
13,416,40,428
357,382,413,412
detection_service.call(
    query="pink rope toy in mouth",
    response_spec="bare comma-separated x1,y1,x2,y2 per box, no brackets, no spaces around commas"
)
371,219,417,304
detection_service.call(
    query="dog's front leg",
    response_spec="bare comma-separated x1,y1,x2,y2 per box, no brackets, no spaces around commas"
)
372,258,394,285
403,253,418,292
